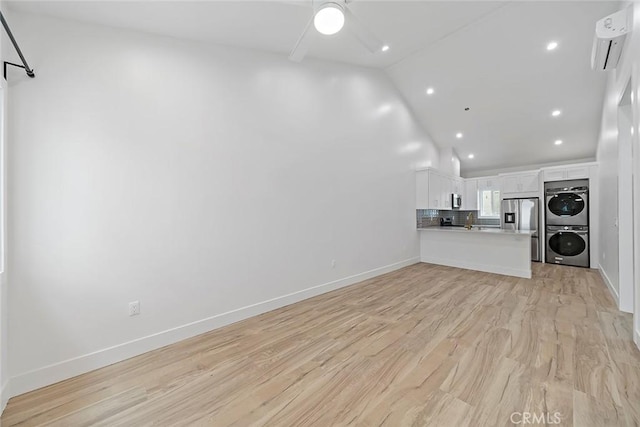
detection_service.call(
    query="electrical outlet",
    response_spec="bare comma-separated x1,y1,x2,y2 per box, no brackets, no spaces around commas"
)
129,301,140,316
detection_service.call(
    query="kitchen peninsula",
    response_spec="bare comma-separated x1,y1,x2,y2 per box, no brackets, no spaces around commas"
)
419,227,534,278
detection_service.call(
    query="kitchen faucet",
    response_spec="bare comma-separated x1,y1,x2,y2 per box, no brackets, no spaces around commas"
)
465,212,474,230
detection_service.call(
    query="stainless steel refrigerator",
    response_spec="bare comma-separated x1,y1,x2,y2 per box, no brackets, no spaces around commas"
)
501,198,540,262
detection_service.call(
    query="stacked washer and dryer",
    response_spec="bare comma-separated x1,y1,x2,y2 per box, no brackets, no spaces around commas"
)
544,179,590,267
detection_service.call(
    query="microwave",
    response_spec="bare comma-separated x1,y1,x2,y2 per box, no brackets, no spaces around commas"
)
451,193,462,209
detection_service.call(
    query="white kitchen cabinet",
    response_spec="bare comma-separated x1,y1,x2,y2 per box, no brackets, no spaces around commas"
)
452,178,464,195
542,166,589,182
429,172,443,208
543,169,566,182
501,176,520,194
463,179,478,210
416,169,464,210
416,170,429,209
415,169,446,209
500,171,540,197
476,176,500,191
520,172,540,192
566,166,590,179
440,175,452,208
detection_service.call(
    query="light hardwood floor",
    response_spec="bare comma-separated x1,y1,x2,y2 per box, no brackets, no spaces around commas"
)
2,263,640,426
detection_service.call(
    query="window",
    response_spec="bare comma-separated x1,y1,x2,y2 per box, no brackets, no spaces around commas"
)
479,189,501,218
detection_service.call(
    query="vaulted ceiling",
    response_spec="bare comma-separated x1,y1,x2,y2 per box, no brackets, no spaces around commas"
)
7,0,621,174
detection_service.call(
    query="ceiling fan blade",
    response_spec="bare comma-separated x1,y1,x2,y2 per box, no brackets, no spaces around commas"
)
289,16,314,62
343,6,384,53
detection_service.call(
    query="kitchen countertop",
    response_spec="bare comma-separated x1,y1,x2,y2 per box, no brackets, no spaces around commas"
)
418,226,535,235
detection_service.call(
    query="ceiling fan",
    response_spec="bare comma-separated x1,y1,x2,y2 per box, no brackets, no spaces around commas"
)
289,0,386,62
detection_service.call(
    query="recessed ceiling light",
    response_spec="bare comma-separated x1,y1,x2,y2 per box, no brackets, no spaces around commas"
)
468,154,474,159
426,87,435,95
546,41,558,51
456,132,463,139
314,4,345,35
381,45,390,52
551,110,561,117
554,139,563,145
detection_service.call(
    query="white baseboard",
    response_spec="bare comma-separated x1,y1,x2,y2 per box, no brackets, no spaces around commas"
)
420,255,531,279
9,257,419,398
598,264,620,307
1,380,9,415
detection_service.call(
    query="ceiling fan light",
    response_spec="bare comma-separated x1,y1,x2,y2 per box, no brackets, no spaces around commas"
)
314,4,345,35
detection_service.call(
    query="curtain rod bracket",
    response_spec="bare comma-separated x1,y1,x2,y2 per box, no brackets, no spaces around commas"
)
4,61,34,80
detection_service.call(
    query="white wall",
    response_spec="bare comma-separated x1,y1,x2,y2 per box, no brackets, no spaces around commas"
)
595,3,640,320
3,11,439,396
438,147,461,177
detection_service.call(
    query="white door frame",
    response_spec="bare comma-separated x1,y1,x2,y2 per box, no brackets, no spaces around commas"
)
631,65,640,349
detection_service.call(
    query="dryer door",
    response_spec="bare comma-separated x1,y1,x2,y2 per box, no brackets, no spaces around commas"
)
546,192,588,225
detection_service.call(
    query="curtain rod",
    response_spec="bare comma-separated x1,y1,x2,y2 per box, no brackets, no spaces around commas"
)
0,11,35,79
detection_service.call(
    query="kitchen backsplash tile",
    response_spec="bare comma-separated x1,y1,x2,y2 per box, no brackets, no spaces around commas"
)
416,209,500,228
416,209,440,228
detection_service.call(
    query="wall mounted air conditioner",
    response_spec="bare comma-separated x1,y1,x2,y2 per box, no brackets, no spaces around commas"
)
591,7,631,71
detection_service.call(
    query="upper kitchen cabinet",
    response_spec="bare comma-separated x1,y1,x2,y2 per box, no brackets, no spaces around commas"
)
440,175,453,209
416,169,444,209
542,165,590,182
500,171,540,197
416,170,429,209
416,168,461,210
452,178,464,195
430,172,445,209
476,176,500,191
463,179,478,210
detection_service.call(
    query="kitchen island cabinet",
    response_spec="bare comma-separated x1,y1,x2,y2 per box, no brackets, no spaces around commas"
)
419,227,533,278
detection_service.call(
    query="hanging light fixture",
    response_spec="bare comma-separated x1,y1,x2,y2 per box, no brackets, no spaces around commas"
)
314,2,345,35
